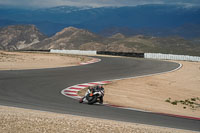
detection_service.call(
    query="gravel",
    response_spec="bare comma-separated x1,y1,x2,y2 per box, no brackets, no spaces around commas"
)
0,105,197,133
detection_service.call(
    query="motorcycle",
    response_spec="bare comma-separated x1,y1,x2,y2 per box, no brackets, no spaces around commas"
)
79,87,104,105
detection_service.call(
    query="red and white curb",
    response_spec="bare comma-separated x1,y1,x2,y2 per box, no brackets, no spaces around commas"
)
61,81,111,99
80,58,101,65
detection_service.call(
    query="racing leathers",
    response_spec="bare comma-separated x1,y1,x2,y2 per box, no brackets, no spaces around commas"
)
79,85,104,104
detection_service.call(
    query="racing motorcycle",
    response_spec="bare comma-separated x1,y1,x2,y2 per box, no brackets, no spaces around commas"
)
79,87,104,105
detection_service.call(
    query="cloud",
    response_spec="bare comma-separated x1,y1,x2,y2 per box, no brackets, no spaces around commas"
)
0,0,200,8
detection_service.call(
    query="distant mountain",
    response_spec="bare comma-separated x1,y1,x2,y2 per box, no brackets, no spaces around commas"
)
0,25,46,50
0,5,200,38
109,33,126,40
38,6,92,14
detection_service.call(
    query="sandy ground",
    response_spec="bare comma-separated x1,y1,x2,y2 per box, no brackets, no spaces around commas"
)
0,51,90,70
103,60,200,118
0,105,198,133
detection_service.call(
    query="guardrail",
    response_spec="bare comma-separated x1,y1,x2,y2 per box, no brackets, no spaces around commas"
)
97,51,144,58
144,53,200,62
16,49,51,52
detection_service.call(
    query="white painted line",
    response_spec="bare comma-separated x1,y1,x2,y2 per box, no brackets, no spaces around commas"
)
96,62,182,83
72,85,86,89
77,83,95,86
104,103,151,112
92,81,107,84
64,89,80,92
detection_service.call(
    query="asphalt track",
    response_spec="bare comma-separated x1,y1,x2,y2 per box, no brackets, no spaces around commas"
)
0,56,199,131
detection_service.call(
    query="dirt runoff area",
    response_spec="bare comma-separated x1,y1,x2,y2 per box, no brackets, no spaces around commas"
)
0,51,91,70
104,60,200,118
0,105,198,133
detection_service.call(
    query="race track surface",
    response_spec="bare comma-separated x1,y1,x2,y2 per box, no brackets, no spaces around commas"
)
0,56,199,131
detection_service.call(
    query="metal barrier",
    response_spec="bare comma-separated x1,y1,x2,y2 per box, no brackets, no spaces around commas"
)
144,53,200,62
97,51,144,58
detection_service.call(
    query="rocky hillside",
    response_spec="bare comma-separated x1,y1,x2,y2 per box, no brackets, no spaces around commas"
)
107,35,200,56
30,27,200,56
0,25,46,50
29,27,107,51
29,27,139,52
1,25,199,56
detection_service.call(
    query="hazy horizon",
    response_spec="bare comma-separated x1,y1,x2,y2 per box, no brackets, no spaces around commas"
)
0,0,200,8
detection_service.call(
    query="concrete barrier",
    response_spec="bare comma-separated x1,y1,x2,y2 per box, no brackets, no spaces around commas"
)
144,53,200,62
50,49,97,55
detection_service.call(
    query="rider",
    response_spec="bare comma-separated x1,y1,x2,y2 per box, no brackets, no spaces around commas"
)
79,85,104,104
96,84,104,104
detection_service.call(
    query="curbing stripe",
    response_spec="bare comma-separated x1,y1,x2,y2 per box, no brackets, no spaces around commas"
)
80,58,101,65
66,94,78,96
61,81,108,100
64,88,80,91
78,85,90,87
155,112,200,121
64,92,77,95
88,83,100,85
64,90,77,93
79,83,95,86
72,85,86,89
68,87,82,90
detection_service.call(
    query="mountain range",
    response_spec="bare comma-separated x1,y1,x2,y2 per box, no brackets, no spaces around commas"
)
0,4,200,38
0,25,199,56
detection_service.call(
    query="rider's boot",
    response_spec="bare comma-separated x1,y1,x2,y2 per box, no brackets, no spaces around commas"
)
99,97,103,104
79,98,84,103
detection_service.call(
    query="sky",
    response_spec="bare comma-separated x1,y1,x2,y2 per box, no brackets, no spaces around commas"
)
0,0,200,8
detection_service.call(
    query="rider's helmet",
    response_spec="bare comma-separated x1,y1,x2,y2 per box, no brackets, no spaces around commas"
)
89,86,93,90
98,84,102,88
97,84,103,90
